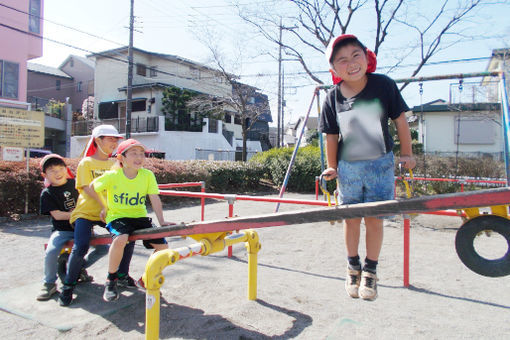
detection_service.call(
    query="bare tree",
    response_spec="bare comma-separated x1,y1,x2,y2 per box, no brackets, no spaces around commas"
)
189,41,271,161
235,0,500,90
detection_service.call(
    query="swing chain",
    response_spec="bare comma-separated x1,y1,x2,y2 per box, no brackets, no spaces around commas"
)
419,82,423,95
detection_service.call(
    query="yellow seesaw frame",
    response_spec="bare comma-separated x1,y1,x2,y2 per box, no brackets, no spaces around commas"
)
143,230,260,340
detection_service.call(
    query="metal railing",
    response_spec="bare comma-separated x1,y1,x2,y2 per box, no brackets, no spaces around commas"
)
72,116,159,136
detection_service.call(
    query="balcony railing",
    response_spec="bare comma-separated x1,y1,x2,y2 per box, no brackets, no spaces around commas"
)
72,116,159,136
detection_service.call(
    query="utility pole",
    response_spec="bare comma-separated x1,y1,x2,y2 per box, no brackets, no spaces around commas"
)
126,0,134,138
276,18,282,148
281,65,285,147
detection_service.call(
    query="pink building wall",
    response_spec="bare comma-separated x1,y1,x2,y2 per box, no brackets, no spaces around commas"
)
0,0,43,103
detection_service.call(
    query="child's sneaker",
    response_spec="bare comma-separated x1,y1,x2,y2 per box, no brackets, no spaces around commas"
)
345,267,361,298
36,283,57,301
103,279,119,302
117,275,136,289
359,271,378,301
58,285,74,306
77,268,93,283
135,277,145,290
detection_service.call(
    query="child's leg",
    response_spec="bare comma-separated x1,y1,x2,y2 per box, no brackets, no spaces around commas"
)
150,242,169,252
118,241,135,277
344,218,362,257
108,234,129,274
44,231,74,284
64,218,94,285
364,216,384,262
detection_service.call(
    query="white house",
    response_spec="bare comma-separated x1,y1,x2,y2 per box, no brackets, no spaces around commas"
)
70,46,271,160
411,100,503,159
283,116,319,147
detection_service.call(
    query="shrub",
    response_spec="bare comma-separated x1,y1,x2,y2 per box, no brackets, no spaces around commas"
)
252,146,322,192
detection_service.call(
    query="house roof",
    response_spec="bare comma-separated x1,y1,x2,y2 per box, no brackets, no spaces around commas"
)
59,54,95,69
411,102,500,113
88,46,222,75
27,62,72,79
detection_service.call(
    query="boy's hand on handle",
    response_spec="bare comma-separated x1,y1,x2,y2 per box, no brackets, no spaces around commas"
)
399,155,416,169
321,167,338,180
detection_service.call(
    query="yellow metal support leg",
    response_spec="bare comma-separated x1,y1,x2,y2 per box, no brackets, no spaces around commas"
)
245,230,261,300
144,230,261,339
144,249,185,340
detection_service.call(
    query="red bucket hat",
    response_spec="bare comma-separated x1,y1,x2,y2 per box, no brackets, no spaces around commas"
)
116,138,146,156
39,153,74,187
326,34,377,84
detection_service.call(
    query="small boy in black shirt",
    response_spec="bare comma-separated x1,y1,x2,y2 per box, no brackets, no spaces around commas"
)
37,154,79,301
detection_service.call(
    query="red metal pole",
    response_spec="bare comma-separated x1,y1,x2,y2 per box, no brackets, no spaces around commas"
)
200,181,205,221
227,198,235,258
403,217,410,287
315,176,319,200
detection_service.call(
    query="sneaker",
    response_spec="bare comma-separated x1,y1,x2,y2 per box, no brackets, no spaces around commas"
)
359,271,378,301
58,285,74,306
77,268,94,283
117,275,136,289
345,267,361,298
103,279,119,302
135,277,145,290
36,283,57,301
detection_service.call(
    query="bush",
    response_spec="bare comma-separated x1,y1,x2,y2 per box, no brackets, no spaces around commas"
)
0,158,267,217
251,145,322,192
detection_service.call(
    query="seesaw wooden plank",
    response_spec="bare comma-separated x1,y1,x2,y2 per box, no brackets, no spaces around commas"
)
109,187,509,242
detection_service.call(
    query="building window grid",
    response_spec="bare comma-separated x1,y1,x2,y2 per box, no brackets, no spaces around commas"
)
0,60,19,99
136,64,147,77
28,0,41,34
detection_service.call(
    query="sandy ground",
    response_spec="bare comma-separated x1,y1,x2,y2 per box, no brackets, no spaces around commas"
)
0,193,509,339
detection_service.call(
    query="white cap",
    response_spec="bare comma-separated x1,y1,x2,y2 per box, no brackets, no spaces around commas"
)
91,124,123,138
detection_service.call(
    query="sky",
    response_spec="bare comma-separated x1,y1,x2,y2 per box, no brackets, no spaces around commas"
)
30,0,510,127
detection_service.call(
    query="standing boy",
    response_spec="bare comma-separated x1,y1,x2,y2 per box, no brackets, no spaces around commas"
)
37,154,79,301
319,34,416,301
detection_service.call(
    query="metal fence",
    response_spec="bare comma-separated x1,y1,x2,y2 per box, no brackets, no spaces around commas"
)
72,116,159,136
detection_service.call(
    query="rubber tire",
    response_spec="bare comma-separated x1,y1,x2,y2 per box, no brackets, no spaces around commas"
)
57,252,69,284
455,215,510,277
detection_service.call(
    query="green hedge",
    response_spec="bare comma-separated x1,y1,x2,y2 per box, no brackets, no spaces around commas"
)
0,158,265,218
250,145,322,192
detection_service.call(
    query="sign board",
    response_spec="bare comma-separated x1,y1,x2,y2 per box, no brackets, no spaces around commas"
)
1,146,24,161
0,107,45,148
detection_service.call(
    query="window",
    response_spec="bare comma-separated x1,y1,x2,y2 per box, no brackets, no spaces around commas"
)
0,60,19,99
234,115,242,125
150,67,157,78
56,80,61,90
132,100,146,112
454,117,495,144
190,67,200,79
77,81,82,92
208,119,218,133
98,102,119,119
136,64,147,76
28,0,41,34
224,114,232,124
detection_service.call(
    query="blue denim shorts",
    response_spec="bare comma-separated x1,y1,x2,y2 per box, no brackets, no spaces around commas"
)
337,152,395,205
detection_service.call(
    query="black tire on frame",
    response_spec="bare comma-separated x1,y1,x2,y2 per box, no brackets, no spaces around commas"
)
455,215,510,277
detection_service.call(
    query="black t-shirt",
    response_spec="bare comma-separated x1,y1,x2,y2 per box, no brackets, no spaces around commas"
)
40,179,78,232
319,73,409,162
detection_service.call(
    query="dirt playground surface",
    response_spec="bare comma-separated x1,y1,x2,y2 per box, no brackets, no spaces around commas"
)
0,193,509,339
